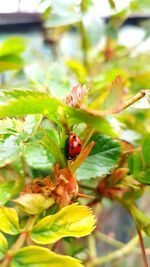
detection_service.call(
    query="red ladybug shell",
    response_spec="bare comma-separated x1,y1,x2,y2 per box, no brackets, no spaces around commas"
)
68,133,82,159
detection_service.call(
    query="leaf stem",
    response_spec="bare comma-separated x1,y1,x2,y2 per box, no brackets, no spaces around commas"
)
10,232,27,253
136,227,149,267
1,216,37,267
10,216,36,253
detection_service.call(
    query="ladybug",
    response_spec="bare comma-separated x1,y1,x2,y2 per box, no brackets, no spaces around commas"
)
67,133,82,159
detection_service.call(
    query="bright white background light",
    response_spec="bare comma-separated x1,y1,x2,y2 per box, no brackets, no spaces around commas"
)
0,0,19,12
0,0,131,13
0,0,40,12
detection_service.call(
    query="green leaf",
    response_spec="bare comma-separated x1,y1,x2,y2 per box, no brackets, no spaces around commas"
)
0,232,8,260
101,76,126,114
13,194,54,215
41,132,65,167
41,128,59,145
0,37,26,57
12,246,83,267
0,55,23,72
65,60,87,83
131,0,150,12
128,152,143,177
0,90,63,124
30,203,95,244
142,133,150,168
128,148,150,185
0,181,15,205
108,0,116,9
0,207,20,235
66,108,116,136
0,135,22,167
24,143,55,170
93,68,127,93
76,133,121,180
0,90,116,136
23,115,42,135
0,118,22,134
134,168,150,185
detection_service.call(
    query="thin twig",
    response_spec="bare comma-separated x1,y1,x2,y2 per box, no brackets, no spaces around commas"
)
95,231,150,255
95,231,123,248
120,90,147,111
86,90,149,117
87,235,97,262
137,227,149,267
87,235,139,267
1,216,37,267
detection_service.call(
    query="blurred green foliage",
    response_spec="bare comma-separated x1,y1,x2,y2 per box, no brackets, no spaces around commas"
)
0,1,150,267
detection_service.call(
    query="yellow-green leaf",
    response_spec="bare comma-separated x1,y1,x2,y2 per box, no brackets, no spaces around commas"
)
0,55,23,72
13,194,54,215
0,232,8,260
142,133,150,168
0,37,26,57
0,207,20,235
0,181,14,205
65,59,87,83
101,75,126,114
30,203,96,244
12,246,83,267
0,90,115,136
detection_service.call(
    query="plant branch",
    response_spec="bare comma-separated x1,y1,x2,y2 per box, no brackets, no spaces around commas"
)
79,0,89,72
95,231,123,248
87,235,97,262
85,90,149,117
11,216,36,253
1,216,37,267
120,90,148,111
95,231,150,255
87,235,139,267
136,227,149,267
10,232,27,253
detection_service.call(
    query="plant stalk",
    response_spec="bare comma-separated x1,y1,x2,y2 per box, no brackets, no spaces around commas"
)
79,0,89,72
87,235,139,267
136,227,149,267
